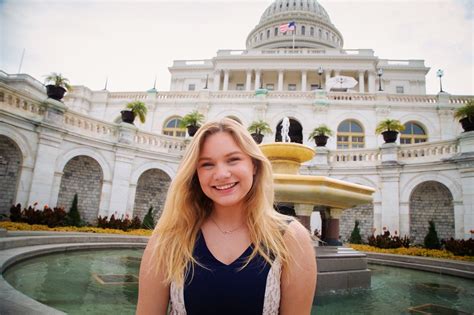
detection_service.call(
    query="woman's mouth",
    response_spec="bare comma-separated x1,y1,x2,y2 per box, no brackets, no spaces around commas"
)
213,182,238,190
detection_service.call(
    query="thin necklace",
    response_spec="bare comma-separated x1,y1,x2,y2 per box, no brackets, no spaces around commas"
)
210,216,244,235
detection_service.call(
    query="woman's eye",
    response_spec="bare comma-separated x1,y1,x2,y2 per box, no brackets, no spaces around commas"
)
228,157,240,163
200,163,213,168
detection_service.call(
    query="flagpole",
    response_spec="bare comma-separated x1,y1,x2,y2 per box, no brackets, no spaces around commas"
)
18,48,25,73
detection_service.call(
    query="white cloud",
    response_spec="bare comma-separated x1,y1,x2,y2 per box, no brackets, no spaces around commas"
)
1,0,472,94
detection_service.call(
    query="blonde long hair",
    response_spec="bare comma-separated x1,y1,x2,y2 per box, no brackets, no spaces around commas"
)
151,118,291,285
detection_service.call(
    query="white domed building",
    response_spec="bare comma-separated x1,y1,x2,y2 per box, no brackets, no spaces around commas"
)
0,0,473,243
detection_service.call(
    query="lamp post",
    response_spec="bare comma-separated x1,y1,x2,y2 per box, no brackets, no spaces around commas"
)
377,68,383,91
436,69,444,93
318,66,324,89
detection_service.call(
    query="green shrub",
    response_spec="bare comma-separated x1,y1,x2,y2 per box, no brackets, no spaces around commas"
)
66,194,82,227
442,238,474,256
142,206,156,229
424,220,441,249
349,220,362,244
9,204,22,222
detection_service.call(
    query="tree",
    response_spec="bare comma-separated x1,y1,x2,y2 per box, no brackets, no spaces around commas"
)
349,220,362,244
142,206,156,229
424,220,441,249
66,193,82,227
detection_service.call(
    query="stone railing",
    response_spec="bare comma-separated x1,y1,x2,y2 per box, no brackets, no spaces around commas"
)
217,48,375,57
386,95,438,103
108,92,147,100
156,92,200,99
266,91,315,99
211,91,255,99
449,96,472,104
134,130,187,153
64,111,117,140
398,140,458,161
0,86,46,117
328,148,381,164
328,93,376,101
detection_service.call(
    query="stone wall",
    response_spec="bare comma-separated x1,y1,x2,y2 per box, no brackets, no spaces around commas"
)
340,203,374,243
57,156,103,224
133,169,171,221
409,181,454,244
0,136,22,214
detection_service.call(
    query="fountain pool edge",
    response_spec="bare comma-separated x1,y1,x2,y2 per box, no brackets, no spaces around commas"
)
0,234,147,315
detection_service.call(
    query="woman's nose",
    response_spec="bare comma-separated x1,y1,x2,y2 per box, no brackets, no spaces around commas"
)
214,164,231,180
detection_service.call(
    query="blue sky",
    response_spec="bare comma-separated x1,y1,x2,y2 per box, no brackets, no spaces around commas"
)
1,0,473,94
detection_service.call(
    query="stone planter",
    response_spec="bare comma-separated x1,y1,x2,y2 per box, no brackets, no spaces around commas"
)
314,135,328,147
381,130,399,143
187,125,200,137
251,133,264,144
460,117,474,132
120,110,135,124
46,85,67,101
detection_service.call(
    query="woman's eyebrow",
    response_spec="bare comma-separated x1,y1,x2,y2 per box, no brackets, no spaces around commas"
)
198,151,243,161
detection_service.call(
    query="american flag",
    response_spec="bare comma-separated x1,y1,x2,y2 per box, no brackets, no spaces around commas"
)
279,21,296,33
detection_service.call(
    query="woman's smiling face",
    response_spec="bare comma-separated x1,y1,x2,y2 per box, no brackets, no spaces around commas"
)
197,131,255,213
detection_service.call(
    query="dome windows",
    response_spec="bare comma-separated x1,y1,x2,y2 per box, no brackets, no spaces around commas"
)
301,25,306,35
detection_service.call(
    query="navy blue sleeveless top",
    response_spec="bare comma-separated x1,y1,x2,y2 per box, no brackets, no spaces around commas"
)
183,231,272,315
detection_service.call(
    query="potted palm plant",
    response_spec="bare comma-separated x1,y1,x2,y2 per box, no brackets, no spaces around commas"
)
454,100,474,132
375,119,405,143
247,120,272,144
179,110,205,136
121,101,148,124
308,124,333,147
44,73,72,101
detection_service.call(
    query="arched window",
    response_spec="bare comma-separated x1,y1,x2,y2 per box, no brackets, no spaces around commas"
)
400,121,427,144
310,27,314,36
163,117,186,137
301,26,305,35
318,29,322,38
260,32,263,40
274,27,278,36
267,29,270,38
337,120,365,149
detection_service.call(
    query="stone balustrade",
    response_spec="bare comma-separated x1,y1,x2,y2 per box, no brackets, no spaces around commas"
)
134,131,187,153
449,96,472,104
386,95,438,103
398,140,458,160
156,92,200,99
0,87,45,117
63,111,117,140
108,92,147,100
327,93,376,101
329,148,381,164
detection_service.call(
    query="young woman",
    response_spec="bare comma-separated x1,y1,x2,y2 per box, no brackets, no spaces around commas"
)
137,118,316,315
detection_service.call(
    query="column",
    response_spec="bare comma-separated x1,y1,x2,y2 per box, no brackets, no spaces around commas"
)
379,143,401,233
334,69,340,77
278,70,284,91
301,70,307,91
254,70,261,90
108,149,135,218
325,208,343,246
324,71,331,90
213,70,221,91
27,129,63,206
455,131,474,239
358,71,365,93
368,71,376,93
223,70,229,91
245,70,252,91
294,204,313,231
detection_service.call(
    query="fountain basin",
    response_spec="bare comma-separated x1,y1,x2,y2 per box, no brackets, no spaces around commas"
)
260,142,315,174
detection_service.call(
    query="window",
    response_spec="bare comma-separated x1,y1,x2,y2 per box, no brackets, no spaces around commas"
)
326,31,329,40
163,117,186,137
301,26,305,35
236,83,244,90
267,30,270,38
310,84,319,90
318,29,322,38
310,27,314,36
274,27,278,36
400,121,427,144
188,84,196,91
266,83,274,90
260,33,263,40
288,84,296,91
337,120,365,149
396,86,404,94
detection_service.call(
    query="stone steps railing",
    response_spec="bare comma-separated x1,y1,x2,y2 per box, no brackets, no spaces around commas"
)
329,148,381,164
64,111,118,140
134,130,187,152
398,140,459,160
0,86,46,117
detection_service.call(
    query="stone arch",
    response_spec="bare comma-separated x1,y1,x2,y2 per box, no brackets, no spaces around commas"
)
57,155,104,224
338,176,377,243
274,117,303,143
213,109,245,125
0,125,34,167
0,135,23,214
133,168,172,221
400,173,462,204
331,112,370,137
409,181,454,244
56,147,112,182
398,113,436,138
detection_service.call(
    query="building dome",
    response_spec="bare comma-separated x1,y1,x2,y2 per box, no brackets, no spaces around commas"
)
246,0,344,50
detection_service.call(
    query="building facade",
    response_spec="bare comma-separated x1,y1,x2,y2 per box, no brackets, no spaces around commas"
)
0,0,473,242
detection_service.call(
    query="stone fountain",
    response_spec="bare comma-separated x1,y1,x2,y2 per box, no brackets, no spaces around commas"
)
260,118,375,296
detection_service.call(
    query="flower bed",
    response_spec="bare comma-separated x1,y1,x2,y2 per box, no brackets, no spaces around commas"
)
0,222,153,237
349,244,474,262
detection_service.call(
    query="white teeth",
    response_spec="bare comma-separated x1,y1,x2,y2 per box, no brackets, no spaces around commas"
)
215,183,237,190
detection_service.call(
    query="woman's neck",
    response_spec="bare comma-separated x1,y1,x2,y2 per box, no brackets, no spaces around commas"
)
210,204,246,226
